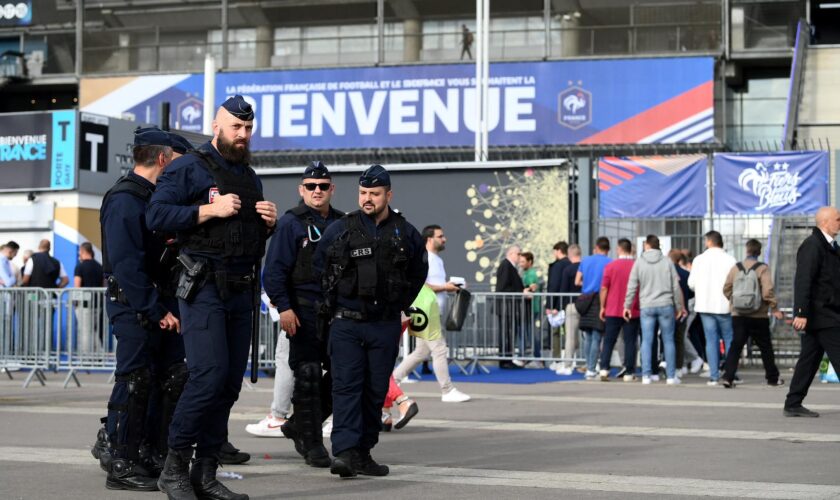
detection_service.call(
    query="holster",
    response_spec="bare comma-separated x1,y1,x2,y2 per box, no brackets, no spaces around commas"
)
106,275,129,305
315,301,334,342
175,262,207,303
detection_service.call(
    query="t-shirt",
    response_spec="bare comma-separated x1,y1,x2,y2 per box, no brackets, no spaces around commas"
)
578,254,612,294
408,286,442,341
559,262,581,294
74,259,104,287
602,258,640,318
426,251,447,313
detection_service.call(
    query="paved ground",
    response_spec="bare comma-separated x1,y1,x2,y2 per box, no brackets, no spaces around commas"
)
1,367,839,500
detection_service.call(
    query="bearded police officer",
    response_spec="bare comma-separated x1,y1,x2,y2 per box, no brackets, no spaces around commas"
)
314,165,427,478
97,126,185,492
147,96,277,500
263,161,343,468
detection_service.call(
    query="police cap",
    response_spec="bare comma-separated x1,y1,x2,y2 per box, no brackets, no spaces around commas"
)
168,133,194,154
359,164,390,188
221,95,254,121
134,126,173,148
302,161,330,180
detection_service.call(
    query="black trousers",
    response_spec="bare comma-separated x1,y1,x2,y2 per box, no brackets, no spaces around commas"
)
785,327,840,409
722,316,779,383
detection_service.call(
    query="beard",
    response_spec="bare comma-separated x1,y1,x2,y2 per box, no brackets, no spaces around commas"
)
216,130,251,165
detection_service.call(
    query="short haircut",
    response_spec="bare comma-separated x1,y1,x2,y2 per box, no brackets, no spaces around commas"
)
133,145,173,167
705,230,723,248
617,238,632,254
745,238,762,257
646,234,660,250
553,241,569,254
668,248,682,264
520,251,534,263
5,240,19,251
595,236,610,252
568,244,581,257
421,224,442,241
80,242,94,256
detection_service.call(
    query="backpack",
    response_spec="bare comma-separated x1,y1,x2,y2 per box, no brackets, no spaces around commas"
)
731,262,764,314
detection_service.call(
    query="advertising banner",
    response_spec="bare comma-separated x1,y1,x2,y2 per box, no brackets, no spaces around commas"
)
0,2,31,26
713,151,828,215
0,110,76,192
81,57,714,151
599,155,708,218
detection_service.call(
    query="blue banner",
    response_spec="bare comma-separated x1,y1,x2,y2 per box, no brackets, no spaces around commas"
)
82,57,714,151
599,155,708,218
713,151,828,215
50,110,76,189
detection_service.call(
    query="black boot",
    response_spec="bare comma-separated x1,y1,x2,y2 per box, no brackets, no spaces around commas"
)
355,451,389,477
158,448,197,500
105,458,159,491
280,419,307,458
330,449,359,478
91,419,111,472
138,441,164,478
304,443,331,468
190,456,249,500
217,441,250,465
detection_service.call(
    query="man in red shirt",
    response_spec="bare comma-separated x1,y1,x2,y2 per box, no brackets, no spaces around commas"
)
598,238,640,381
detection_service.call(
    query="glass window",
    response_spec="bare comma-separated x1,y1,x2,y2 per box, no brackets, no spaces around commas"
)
274,27,301,57
303,26,338,55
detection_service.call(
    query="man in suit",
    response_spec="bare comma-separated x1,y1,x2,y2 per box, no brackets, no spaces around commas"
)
495,245,525,369
784,206,840,417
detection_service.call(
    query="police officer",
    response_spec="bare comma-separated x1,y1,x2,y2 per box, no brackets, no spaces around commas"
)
97,126,186,492
147,96,277,500
314,165,427,478
263,161,343,468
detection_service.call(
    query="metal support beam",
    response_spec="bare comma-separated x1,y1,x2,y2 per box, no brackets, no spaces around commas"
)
75,0,84,77
221,0,229,70
377,0,385,64
544,0,550,59
577,156,592,252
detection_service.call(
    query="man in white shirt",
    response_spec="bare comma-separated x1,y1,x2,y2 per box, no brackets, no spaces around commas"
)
422,225,460,314
687,230,737,385
0,241,19,288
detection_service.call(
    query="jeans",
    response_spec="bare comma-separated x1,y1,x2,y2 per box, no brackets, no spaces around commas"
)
583,330,602,372
699,313,734,381
640,306,676,379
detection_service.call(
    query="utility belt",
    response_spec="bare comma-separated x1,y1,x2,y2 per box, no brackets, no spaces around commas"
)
333,307,391,322
175,253,255,303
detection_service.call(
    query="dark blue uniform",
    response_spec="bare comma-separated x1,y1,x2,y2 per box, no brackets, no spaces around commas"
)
147,142,266,459
314,208,426,461
100,171,186,474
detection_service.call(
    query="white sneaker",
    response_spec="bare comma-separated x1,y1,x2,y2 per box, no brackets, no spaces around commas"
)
679,367,688,377
666,377,681,385
584,370,597,380
555,366,574,376
524,361,545,369
642,376,652,385
245,414,287,438
623,374,637,382
707,380,719,386
650,374,660,382
442,388,471,403
689,358,704,374
700,370,711,378
322,417,333,438
512,359,526,367
548,361,561,371
599,369,609,382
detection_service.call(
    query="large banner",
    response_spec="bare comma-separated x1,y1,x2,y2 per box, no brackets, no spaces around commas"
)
599,155,708,218
714,151,829,215
0,110,76,192
81,57,713,151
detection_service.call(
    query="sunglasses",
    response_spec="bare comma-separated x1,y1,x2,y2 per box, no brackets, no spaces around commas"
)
302,182,331,191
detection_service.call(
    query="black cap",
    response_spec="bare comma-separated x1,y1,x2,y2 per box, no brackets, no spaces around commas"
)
168,133,194,154
302,161,331,180
220,95,254,121
359,164,390,188
134,126,173,147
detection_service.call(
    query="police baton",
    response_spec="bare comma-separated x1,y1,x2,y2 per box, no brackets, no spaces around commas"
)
250,257,262,384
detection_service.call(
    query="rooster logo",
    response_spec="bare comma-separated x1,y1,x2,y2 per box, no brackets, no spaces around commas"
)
558,86,592,130
181,105,200,124
563,93,587,113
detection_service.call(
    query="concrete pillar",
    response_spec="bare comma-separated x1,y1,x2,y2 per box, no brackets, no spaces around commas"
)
403,18,421,62
117,33,130,72
255,25,272,68
560,16,579,57
576,156,592,252
731,6,745,51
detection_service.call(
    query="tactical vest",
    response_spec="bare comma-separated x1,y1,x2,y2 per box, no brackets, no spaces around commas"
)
101,175,154,275
179,150,267,261
28,252,60,288
324,210,411,310
288,204,344,286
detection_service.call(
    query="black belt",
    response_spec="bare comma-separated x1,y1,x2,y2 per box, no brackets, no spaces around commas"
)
334,309,366,321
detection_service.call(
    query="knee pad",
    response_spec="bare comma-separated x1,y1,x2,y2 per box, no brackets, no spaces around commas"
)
295,362,322,395
109,367,151,456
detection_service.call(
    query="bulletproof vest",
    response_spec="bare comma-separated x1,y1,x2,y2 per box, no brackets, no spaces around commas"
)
288,203,344,287
179,150,266,261
325,210,411,308
101,175,154,275
28,252,60,288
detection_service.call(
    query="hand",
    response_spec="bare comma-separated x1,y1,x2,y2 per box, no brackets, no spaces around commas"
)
622,308,631,321
772,310,785,321
529,284,538,292
280,308,300,336
444,282,460,293
546,308,558,315
256,200,278,228
676,309,687,321
159,312,180,333
793,316,807,331
599,308,606,322
212,193,241,218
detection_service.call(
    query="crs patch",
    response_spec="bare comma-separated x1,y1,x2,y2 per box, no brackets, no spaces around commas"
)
208,186,220,203
350,247,372,258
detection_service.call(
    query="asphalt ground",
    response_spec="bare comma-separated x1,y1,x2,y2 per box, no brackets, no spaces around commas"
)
1,367,839,500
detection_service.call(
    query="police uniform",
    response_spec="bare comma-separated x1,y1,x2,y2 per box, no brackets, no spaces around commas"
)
263,162,342,468
97,127,187,492
147,96,270,500
313,165,427,478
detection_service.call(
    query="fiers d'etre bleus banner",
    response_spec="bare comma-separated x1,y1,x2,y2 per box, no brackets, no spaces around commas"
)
598,155,708,218
713,151,829,215
80,57,714,151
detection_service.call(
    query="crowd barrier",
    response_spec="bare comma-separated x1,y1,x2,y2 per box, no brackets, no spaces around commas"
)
0,288,802,388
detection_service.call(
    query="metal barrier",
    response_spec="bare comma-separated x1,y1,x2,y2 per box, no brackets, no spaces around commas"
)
53,288,112,388
0,288,54,387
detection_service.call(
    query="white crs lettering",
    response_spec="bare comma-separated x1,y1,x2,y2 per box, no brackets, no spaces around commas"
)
350,247,373,258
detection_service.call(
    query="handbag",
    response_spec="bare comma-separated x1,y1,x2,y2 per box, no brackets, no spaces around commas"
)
445,288,472,331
